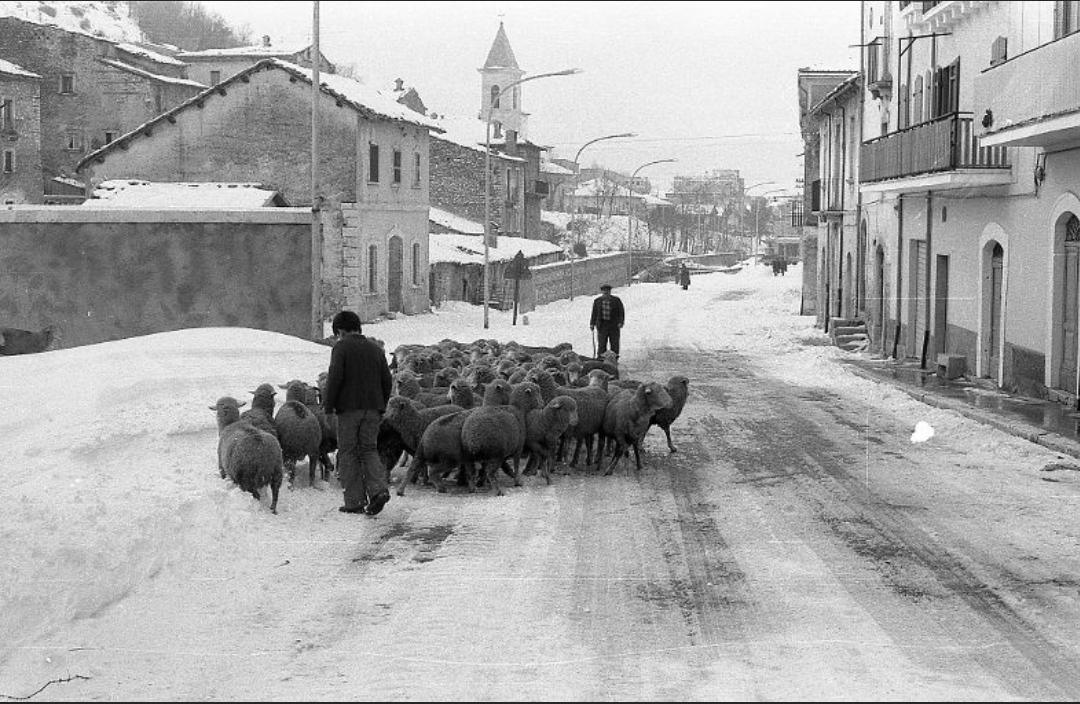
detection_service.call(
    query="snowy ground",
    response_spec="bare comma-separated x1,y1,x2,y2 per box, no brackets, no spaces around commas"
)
2,261,1069,699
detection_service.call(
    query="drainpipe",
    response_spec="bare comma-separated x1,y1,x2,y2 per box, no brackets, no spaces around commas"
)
893,196,903,360
922,190,933,369
839,103,847,320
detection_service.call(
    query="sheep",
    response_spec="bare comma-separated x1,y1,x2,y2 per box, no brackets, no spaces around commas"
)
210,396,284,513
553,369,613,469
0,325,56,355
581,350,620,380
382,396,465,471
460,381,541,495
273,380,324,488
523,395,579,484
394,371,451,408
648,375,691,453
398,409,473,495
600,381,674,476
241,383,279,439
448,377,481,409
311,373,338,477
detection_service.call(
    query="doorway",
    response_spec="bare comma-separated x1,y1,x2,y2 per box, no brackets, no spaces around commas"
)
388,236,403,313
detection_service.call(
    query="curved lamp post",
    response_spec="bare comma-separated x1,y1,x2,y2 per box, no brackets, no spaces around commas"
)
566,131,636,300
627,158,676,279
484,68,581,329
752,187,786,264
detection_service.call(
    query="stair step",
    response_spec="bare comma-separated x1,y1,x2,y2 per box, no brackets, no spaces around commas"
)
835,333,869,345
833,325,868,336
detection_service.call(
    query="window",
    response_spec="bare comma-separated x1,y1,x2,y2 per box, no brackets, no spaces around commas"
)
0,99,11,131
413,152,421,187
65,131,83,151
1055,1,1080,38
104,131,116,145
392,148,402,184
209,70,221,84
368,143,380,182
412,242,420,285
368,245,378,292
59,74,74,94
2,150,13,174
931,59,960,118
490,84,501,109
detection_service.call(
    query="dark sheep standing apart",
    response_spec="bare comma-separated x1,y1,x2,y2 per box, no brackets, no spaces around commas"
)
600,381,674,476
210,396,284,513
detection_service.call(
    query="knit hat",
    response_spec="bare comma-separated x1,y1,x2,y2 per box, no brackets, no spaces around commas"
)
599,284,612,291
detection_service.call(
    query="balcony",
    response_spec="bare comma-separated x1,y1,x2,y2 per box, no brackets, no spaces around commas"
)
859,112,1011,193
902,1,991,32
974,30,1080,149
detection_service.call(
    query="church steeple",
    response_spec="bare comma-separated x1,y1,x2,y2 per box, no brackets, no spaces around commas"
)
479,21,528,138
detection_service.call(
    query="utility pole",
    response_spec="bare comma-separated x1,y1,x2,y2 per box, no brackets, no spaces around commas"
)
309,0,322,340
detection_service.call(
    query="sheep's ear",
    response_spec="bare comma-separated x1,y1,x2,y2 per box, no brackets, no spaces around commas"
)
238,401,247,408
208,405,218,411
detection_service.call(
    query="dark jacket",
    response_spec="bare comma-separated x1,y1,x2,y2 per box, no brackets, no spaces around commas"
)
322,333,393,414
589,294,625,328
679,268,691,286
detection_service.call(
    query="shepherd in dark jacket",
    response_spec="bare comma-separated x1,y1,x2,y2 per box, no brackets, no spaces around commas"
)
323,310,394,516
589,284,625,357
678,264,691,290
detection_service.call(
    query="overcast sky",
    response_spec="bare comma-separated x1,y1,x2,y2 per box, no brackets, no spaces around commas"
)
199,1,861,195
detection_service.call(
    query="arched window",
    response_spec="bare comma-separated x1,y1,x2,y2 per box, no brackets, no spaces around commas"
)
412,242,421,285
1067,213,1080,242
368,245,378,292
490,84,501,109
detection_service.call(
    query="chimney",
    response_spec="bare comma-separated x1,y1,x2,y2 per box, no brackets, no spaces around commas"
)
394,78,404,91
262,35,271,48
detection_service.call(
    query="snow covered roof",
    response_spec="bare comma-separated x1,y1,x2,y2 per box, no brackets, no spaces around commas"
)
541,161,574,176
0,0,145,42
429,233,562,265
78,58,441,172
98,58,206,88
642,193,673,206
115,42,185,67
431,113,526,162
177,43,311,60
0,57,39,79
541,210,572,229
429,207,484,235
572,178,641,199
83,180,285,208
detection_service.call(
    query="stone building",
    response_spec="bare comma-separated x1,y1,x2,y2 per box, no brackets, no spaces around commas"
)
0,15,204,200
76,58,441,321
0,58,42,204
176,35,335,86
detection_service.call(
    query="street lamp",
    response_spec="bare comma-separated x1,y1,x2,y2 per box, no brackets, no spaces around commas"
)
627,158,676,280
566,131,636,300
484,68,581,329
752,187,785,264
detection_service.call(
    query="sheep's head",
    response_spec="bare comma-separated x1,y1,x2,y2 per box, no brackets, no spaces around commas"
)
483,379,512,406
510,381,542,413
278,379,308,403
601,350,619,366
549,395,579,427
385,395,416,421
640,381,674,412
393,371,422,398
587,369,611,389
249,383,277,413
210,396,246,428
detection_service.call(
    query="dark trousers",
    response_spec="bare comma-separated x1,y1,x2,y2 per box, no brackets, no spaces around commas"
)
335,409,385,508
596,324,620,356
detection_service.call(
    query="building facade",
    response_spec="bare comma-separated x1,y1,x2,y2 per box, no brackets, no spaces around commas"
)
76,59,439,321
0,59,42,204
175,36,335,86
858,0,1080,404
0,16,204,199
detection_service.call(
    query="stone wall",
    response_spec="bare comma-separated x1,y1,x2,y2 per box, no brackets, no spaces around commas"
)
0,207,313,347
525,252,631,307
429,135,520,237
0,74,42,204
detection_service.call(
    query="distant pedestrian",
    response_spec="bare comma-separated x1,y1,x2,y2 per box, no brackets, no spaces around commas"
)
322,310,394,516
678,264,691,290
589,284,625,358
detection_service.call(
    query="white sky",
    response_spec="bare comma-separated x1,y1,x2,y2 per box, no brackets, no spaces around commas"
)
197,1,862,195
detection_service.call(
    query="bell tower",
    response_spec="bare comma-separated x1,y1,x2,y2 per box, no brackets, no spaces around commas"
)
478,22,528,139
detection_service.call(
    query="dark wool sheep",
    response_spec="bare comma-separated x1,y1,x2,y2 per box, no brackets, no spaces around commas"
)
210,396,284,513
448,377,481,409
383,396,466,461
554,369,613,469
649,375,690,453
274,381,323,488
0,325,56,355
581,350,620,380
241,383,279,439
460,381,541,495
399,409,474,495
601,381,674,476
524,395,579,484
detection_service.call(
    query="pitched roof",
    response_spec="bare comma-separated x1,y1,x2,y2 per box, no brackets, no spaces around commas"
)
483,22,519,70
429,207,484,235
176,43,311,60
0,57,40,79
83,180,286,207
541,161,575,176
807,71,860,114
115,42,185,66
98,58,205,88
428,233,562,265
77,58,441,172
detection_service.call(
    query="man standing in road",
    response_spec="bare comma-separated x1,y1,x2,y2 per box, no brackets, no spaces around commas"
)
589,283,625,358
322,310,394,516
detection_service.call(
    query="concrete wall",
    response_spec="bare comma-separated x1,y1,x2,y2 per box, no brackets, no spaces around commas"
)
0,207,312,347
0,74,42,204
526,252,630,307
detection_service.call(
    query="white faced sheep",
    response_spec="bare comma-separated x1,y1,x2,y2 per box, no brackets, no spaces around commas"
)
274,380,324,488
523,395,579,484
210,396,284,513
600,381,674,476
0,325,56,355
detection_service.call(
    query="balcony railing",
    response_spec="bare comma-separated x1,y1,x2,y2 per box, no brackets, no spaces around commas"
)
860,112,1009,183
974,29,1080,147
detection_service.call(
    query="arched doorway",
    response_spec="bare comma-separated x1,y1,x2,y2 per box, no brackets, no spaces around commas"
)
874,245,885,352
981,241,1004,381
1055,213,1080,397
387,236,403,313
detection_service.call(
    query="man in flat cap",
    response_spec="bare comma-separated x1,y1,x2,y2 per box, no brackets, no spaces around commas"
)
589,283,625,358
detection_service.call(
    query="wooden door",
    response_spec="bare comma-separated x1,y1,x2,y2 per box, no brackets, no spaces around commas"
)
989,244,1004,378
388,236,403,313
1059,228,1080,393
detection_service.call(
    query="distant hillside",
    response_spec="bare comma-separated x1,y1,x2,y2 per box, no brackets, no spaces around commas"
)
0,0,145,41
127,0,249,50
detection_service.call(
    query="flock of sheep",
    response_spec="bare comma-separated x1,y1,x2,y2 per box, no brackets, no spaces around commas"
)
211,338,690,513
